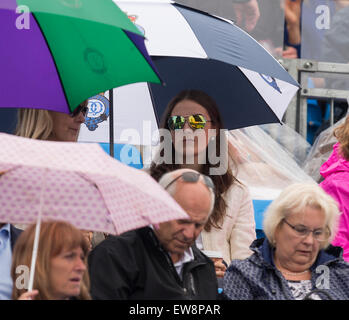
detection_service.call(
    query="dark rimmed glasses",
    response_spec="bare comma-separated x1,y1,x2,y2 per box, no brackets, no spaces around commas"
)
164,171,215,193
167,114,212,130
70,104,89,118
282,219,331,242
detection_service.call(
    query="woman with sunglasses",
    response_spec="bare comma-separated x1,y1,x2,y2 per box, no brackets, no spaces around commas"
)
0,103,89,299
13,102,95,247
15,101,88,142
223,183,349,300
150,90,256,276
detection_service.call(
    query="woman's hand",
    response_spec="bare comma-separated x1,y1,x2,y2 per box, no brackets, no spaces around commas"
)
214,259,227,278
18,290,39,300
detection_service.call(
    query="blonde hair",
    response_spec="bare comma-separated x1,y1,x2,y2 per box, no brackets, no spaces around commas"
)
263,183,341,249
334,114,349,161
11,221,91,300
15,100,88,140
15,109,53,140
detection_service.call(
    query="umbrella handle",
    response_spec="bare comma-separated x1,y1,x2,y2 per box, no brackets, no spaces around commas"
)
109,89,114,158
27,169,47,292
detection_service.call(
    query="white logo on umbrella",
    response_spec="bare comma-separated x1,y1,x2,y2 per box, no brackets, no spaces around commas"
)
260,74,282,93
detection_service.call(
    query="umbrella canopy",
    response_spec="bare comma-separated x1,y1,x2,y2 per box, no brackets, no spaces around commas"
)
0,132,188,291
0,0,161,113
78,0,299,147
0,133,188,234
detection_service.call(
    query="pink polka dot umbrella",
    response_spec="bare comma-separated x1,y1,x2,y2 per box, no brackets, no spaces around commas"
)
0,133,188,291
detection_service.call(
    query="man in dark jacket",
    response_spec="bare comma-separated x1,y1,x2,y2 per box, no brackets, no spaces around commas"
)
0,223,22,300
88,169,218,300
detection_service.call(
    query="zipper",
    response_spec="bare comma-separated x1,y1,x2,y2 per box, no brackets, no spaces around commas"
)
146,228,184,285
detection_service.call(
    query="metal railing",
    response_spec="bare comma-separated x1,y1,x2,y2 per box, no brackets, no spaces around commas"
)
279,58,349,139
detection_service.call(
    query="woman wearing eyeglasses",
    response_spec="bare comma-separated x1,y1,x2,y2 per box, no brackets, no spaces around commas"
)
149,90,256,277
15,101,88,142
223,183,349,300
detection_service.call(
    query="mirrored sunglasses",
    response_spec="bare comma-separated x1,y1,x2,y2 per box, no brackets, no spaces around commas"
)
167,114,211,130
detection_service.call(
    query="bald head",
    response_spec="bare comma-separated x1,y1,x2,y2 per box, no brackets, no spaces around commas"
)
155,169,215,262
158,168,215,217
172,179,212,220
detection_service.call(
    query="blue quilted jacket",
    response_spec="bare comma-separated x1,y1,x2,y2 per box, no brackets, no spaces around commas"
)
223,238,349,300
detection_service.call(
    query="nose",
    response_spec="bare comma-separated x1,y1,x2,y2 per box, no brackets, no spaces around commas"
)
183,120,191,130
75,258,86,273
74,111,86,124
183,126,194,135
182,224,196,241
302,232,315,245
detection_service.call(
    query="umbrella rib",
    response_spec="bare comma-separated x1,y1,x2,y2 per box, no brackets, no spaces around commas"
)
29,12,71,113
122,30,163,85
234,65,283,124
0,164,22,175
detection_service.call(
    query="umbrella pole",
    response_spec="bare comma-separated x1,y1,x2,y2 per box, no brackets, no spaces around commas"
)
27,169,47,292
109,89,114,158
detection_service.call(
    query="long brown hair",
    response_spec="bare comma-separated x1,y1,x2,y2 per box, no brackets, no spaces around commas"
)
11,221,91,300
334,114,349,160
150,90,238,231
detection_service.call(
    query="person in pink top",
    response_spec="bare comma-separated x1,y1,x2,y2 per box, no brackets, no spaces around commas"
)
320,115,349,261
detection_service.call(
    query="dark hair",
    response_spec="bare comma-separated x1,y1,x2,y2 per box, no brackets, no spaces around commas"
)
150,89,238,231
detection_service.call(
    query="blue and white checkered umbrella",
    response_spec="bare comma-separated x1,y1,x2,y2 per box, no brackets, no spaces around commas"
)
79,0,299,148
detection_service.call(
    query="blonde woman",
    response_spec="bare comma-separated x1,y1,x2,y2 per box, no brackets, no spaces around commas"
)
12,221,91,300
14,103,99,250
15,101,87,142
223,183,349,300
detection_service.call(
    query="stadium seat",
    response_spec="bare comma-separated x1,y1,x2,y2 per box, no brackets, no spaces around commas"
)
252,199,272,239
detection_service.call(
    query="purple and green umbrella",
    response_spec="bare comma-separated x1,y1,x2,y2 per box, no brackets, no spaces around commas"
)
0,0,161,114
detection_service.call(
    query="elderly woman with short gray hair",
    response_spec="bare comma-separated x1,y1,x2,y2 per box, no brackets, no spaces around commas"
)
223,183,349,300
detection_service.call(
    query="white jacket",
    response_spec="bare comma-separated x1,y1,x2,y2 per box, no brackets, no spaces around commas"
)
201,182,256,264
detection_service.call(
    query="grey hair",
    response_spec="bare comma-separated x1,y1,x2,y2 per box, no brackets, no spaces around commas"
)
263,183,341,249
158,168,215,217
